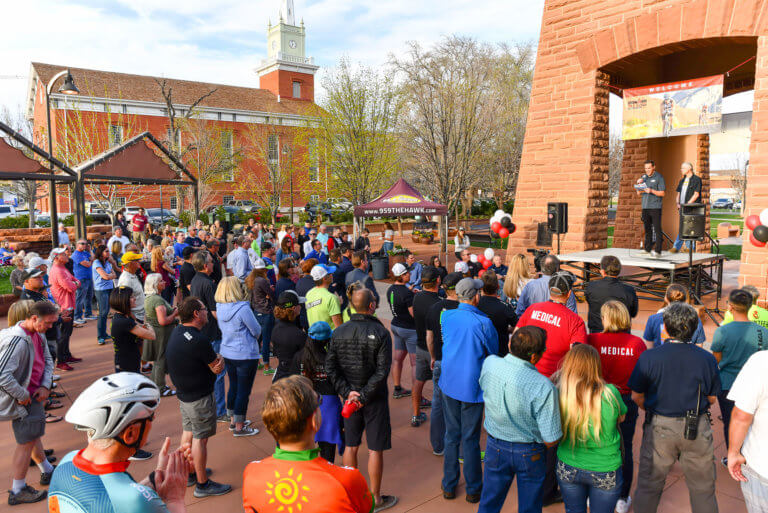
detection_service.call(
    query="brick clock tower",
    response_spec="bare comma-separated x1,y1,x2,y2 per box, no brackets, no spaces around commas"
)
256,0,319,102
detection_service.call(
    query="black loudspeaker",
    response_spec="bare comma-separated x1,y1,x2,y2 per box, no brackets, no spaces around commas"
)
536,222,553,246
680,203,706,240
547,202,568,234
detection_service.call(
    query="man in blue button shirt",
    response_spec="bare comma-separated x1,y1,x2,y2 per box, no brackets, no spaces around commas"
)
515,254,577,317
478,326,562,513
71,239,96,324
439,277,499,504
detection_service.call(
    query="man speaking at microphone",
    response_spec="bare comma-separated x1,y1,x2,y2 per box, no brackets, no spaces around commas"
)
636,160,666,258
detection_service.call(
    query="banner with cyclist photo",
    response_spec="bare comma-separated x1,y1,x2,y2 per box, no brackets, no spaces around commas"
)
622,75,723,140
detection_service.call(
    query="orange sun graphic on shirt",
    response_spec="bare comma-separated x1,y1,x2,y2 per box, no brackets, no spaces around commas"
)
265,468,310,512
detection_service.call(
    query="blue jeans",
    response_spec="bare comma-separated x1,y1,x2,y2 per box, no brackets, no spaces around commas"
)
442,394,484,495
254,312,275,364
478,436,546,513
556,460,623,513
382,241,394,253
673,234,693,251
619,393,638,499
224,358,258,423
75,278,94,320
211,339,226,417
94,288,112,340
430,360,446,454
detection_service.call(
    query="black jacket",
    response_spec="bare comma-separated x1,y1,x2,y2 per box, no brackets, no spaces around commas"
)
585,277,638,333
326,313,392,404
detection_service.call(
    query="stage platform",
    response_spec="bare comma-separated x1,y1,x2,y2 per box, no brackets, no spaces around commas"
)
558,247,725,320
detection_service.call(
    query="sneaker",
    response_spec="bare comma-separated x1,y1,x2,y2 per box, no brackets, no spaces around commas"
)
160,387,177,397
66,356,83,363
373,495,398,512
650,250,661,258
73,319,85,325
442,488,456,500
229,419,252,431
55,362,74,372
141,364,153,374
187,468,212,487
216,414,231,423
420,398,432,409
616,496,631,513
233,426,259,437
128,449,152,461
97,338,106,345
466,493,481,504
432,449,444,456
410,412,427,427
104,335,113,341
193,479,232,498
40,465,56,485
85,315,98,320
8,485,46,505
392,387,411,399
263,368,275,376
52,375,60,381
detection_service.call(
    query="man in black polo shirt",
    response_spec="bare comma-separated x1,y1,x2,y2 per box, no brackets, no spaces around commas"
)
179,246,198,298
584,255,638,333
629,302,720,513
166,297,231,498
189,251,225,421
425,272,462,456
411,266,442,427
477,271,517,356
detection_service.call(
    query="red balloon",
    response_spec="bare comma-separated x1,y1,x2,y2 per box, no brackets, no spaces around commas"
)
483,259,492,269
477,255,486,265
498,227,509,238
491,222,502,233
478,269,486,277
746,215,762,231
750,233,767,247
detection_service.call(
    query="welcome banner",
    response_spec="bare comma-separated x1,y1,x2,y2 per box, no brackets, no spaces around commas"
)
622,75,723,140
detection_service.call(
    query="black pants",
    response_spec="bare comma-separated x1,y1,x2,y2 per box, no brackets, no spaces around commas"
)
620,393,640,499
56,318,73,364
641,208,663,252
318,441,336,463
717,389,735,449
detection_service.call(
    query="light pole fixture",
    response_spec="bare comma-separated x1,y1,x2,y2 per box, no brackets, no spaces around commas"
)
282,143,294,222
45,69,79,246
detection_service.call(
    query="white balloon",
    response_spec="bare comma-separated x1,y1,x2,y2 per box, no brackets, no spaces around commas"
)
470,254,478,263
484,248,495,260
494,209,505,219
760,208,768,227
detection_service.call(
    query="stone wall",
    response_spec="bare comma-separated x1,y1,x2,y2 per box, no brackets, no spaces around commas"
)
0,225,113,255
613,139,647,249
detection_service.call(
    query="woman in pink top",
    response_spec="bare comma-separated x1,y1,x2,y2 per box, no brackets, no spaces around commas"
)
48,248,82,370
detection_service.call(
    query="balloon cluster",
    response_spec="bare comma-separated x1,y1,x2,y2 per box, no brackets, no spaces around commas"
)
746,209,768,247
490,209,515,239
477,248,496,278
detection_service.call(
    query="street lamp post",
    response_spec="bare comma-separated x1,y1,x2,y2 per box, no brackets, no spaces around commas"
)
44,70,79,246
282,144,294,222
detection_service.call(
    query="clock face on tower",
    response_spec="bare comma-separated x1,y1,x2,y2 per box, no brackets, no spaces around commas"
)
289,39,297,49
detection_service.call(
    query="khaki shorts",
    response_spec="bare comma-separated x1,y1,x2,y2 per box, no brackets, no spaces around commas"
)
132,231,147,244
179,393,217,439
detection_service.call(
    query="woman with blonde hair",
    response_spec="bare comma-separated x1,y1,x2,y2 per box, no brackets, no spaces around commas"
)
586,301,647,511
643,283,705,348
110,240,123,278
556,344,626,513
245,262,275,375
10,254,26,297
216,276,261,436
502,253,532,308
151,246,176,304
8,299,35,326
143,273,178,396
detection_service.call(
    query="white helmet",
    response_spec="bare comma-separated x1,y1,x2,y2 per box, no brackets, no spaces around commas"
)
65,373,160,440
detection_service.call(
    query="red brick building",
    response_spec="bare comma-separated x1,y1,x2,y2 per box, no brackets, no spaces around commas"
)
509,0,768,290
25,0,324,216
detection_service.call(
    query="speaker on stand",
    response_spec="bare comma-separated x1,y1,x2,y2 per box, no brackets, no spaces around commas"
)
679,203,706,302
547,202,568,254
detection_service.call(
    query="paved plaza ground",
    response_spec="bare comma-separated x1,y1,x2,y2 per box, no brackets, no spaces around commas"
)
0,233,749,512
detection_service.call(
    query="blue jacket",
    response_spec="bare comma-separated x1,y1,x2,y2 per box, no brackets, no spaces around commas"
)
304,249,328,264
217,301,262,360
439,303,499,403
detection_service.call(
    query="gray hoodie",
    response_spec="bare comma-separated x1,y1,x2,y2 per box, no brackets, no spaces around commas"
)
0,323,54,421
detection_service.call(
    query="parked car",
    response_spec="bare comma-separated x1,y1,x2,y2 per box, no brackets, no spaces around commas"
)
123,206,141,223
146,208,178,227
304,201,341,219
733,201,743,211
328,198,353,212
712,198,734,210
226,199,260,212
0,205,18,219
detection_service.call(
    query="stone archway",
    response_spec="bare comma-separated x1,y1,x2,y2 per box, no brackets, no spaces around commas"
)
509,0,768,289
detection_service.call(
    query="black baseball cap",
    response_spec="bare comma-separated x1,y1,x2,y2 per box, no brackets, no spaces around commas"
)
422,266,440,284
276,290,305,308
442,272,463,290
21,268,44,281
261,241,273,251
549,271,576,295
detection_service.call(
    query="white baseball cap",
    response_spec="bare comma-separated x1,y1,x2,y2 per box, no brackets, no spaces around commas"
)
310,264,337,281
392,263,408,277
253,258,266,270
454,261,469,274
28,256,47,269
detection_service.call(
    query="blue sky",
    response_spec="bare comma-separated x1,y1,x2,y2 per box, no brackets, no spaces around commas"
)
0,0,545,117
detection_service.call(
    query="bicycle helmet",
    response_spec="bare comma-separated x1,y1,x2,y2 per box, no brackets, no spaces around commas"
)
65,373,160,440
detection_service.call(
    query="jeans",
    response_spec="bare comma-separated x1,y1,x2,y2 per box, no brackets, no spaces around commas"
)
641,208,663,253
619,393,639,499
254,312,275,363
75,278,94,320
478,436,546,513
718,389,735,449
224,358,258,423
442,394,484,495
673,235,693,251
94,289,112,340
211,339,226,417
556,460,622,513
430,360,446,454
382,241,394,253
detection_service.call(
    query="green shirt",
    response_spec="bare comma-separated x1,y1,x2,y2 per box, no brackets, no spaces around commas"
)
722,305,768,331
305,286,341,328
711,321,768,389
557,384,626,472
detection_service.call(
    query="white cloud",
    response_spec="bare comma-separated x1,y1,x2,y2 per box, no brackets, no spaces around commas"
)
0,0,544,118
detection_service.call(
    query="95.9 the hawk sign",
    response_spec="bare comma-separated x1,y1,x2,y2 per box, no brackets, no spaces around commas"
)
622,75,723,140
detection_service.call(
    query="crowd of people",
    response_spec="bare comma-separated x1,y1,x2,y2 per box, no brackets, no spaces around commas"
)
0,212,766,513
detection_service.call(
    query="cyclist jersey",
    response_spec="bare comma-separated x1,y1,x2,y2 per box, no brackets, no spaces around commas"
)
48,450,168,513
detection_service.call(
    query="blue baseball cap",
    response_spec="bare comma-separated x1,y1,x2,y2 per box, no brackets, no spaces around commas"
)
308,321,333,340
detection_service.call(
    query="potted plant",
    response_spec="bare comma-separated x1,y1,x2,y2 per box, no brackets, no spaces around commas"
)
413,229,434,244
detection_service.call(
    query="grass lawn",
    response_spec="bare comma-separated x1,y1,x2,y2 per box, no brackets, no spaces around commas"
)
447,239,508,249
0,267,13,295
717,244,742,261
